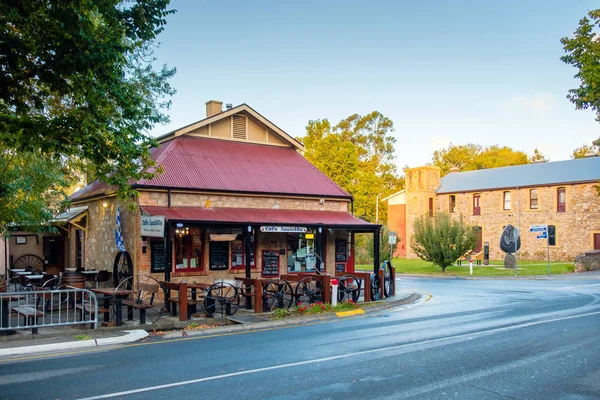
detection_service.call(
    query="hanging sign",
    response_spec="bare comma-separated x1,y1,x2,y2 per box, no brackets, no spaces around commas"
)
260,226,307,233
141,216,165,238
210,234,238,241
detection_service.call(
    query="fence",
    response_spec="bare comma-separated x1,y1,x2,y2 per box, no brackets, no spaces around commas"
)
1,288,99,333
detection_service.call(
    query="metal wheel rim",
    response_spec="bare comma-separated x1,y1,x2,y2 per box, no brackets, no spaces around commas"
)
295,277,323,305
13,254,44,271
264,281,294,311
205,283,240,317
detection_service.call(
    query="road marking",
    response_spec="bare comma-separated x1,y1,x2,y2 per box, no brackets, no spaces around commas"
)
557,283,600,290
79,308,600,399
336,309,365,317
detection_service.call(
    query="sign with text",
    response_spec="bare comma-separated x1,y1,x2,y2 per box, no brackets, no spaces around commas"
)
150,241,167,272
529,224,547,233
388,232,397,245
141,216,165,238
261,250,280,277
536,233,548,239
260,226,307,233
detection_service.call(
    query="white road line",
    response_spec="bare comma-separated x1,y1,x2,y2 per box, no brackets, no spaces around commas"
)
80,309,600,400
557,283,600,290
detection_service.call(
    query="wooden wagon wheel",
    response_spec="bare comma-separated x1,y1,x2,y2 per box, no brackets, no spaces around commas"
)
112,251,133,287
370,273,381,301
204,282,240,318
13,254,44,271
383,261,393,298
337,274,362,303
263,280,294,311
295,276,323,305
115,274,162,324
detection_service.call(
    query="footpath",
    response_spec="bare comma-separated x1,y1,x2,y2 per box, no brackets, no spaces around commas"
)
0,292,421,358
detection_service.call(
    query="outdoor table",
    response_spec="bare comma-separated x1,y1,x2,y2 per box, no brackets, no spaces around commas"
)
10,269,25,273
91,288,133,327
15,271,32,276
81,270,99,275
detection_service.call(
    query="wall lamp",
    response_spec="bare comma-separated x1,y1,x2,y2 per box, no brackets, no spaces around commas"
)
102,202,108,208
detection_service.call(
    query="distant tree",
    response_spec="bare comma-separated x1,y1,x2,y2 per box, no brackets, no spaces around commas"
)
572,140,600,158
530,148,547,162
300,112,404,224
562,9,600,194
432,144,531,176
0,0,176,232
411,212,476,272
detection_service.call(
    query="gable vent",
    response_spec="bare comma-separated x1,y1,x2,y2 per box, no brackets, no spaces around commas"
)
232,115,247,140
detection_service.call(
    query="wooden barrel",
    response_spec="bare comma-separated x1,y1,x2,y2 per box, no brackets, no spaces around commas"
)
62,271,85,289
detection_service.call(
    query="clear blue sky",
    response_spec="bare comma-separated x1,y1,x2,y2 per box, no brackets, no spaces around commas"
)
151,0,600,168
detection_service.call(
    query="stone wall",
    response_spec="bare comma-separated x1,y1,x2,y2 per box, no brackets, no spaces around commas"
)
574,250,600,272
435,183,600,261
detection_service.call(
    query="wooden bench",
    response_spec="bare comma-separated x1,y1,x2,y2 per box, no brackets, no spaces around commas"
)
123,282,159,325
161,281,203,321
75,303,110,328
12,305,44,333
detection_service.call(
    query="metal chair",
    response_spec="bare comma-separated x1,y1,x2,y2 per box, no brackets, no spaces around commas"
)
20,275,33,291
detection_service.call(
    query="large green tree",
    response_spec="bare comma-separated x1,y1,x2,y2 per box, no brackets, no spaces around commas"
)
432,144,535,176
0,0,176,232
572,140,600,159
301,112,404,224
562,9,600,195
411,212,475,272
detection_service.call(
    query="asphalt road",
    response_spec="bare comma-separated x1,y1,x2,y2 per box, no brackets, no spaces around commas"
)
2,276,600,399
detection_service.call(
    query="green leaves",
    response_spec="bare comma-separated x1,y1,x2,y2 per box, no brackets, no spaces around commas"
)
302,112,404,224
0,0,176,230
411,212,476,272
432,144,532,177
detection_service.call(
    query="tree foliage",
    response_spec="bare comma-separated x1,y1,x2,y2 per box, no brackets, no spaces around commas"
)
572,140,600,159
411,212,476,272
0,0,176,231
562,9,600,195
301,112,404,224
432,144,535,176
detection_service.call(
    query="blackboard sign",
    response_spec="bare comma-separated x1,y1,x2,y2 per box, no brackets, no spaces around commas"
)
150,241,167,272
336,263,346,273
335,240,347,262
210,241,229,270
261,250,280,277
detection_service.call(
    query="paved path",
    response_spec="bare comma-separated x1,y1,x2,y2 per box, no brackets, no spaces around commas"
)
1,275,600,399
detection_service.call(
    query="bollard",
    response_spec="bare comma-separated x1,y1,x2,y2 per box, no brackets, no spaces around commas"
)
331,278,338,307
469,258,473,275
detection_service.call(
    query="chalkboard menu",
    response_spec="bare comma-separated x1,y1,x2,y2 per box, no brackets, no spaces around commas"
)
336,263,346,273
335,240,347,262
261,250,280,277
150,241,167,272
209,241,229,270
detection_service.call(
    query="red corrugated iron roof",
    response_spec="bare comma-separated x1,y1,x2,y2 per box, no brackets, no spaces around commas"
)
72,136,350,200
141,206,376,230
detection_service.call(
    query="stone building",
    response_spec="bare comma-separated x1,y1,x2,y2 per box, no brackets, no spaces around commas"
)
56,101,380,283
386,157,600,261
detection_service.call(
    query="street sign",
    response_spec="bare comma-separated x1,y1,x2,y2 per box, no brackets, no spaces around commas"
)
536,233,548,239
529,224,548,232
388,232,397,245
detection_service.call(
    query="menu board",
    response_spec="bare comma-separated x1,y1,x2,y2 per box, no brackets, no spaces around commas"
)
335,240,347,262
231,241,244,268
261,250,280,277
209,241,229,270
336,263,346,273
150,241,167,272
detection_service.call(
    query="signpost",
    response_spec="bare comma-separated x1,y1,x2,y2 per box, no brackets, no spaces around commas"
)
388,232,397,264
530,224,550,276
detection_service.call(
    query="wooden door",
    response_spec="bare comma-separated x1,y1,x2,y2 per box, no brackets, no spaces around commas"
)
43,236,65,275
594,233,600,250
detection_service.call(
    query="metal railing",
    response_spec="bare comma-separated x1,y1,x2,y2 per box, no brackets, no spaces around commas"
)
1,287,99,333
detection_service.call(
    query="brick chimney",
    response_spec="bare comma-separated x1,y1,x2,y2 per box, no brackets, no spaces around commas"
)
206,100,223,117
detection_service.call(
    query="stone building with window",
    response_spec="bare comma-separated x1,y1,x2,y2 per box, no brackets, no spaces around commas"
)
386,157,600,261
66,101,380,283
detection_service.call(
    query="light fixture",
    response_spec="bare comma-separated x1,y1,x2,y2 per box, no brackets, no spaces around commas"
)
247,225,252,233
102,202,108,208
318,227,322,233
176,223,184,228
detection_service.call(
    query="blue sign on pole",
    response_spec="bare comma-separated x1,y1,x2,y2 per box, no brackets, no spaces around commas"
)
530,227,547,232
536,233,548,239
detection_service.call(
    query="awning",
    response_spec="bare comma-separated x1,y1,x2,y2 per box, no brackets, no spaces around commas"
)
54,206,88,222
140,206,379,231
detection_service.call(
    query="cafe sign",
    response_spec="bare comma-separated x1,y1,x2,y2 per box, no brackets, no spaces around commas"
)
141,216,165,238
260,226,307,233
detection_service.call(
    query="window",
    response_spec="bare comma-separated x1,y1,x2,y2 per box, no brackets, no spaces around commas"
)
503,191,511,210
473,194,481,216
428,198,434,216
548,225,556,246
449,195,456,213
557,187,566,212
530,189,538,209
175,227,203,270
230,232,256,270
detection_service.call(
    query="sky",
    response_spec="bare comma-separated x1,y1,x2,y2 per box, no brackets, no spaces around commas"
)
150,0,600,170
